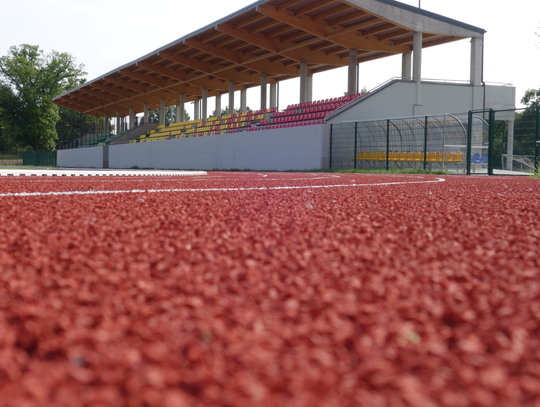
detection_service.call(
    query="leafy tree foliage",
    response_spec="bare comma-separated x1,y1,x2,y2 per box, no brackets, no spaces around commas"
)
211,106,251,117
0,45,86,152
148,106,190,125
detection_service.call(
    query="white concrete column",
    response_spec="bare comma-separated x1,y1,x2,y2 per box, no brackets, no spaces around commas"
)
299,62,308,103
215,94,222,117
307,74,313,102
159,100,165,126
143,103,149,124
348,49,358,96
270,83,277,108
194,100,200,120
240,90,247,113
413,31,423,106
507,120,515,171
116,111,121,135
402,52,412,79
129,107,135,129
470,35,483,86
104,114,109,134
178,94,185,122
228,81,235,114
260,72,267,110
201,88,208,120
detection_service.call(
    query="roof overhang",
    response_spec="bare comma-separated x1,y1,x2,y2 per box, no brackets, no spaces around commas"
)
53,0,486,117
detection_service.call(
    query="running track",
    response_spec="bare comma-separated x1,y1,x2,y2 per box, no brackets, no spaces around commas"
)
0,172,539,406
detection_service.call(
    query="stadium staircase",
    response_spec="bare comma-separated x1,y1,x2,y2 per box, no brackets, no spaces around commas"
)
109,122,159,145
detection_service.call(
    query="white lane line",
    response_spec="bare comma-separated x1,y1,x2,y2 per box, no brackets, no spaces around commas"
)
0,178,445,197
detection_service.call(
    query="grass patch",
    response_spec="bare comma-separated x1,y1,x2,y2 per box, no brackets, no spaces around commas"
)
530,173,540,179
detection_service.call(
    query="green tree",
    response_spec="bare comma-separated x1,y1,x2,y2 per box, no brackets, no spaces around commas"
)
521,88,540,109
211,106,251,117
0,45,86,152
148,106,190,125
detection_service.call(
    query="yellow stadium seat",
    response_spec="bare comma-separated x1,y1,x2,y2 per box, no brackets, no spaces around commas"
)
427,152,437,162
444,152,454,163
377,152,386,161
398,152,406,162
453,152,463,162
355,151,365,161
405,152,414,162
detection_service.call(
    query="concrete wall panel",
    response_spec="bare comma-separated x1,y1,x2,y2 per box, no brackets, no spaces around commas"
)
58,147,103,168
109,125,330,171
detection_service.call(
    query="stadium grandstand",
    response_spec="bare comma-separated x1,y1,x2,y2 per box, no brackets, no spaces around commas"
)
53,0,516,171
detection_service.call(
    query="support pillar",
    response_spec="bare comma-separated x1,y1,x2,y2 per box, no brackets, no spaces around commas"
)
194,100,200,120
177,94,185,122
202,88,208,120
402,52,412,79
129,107,134,130
116,111,121,135
507,120,515,171
260,72,267,110
228,81,235,114
348,49,358,96
143,103,149,124
470,35,483,86
299,62,308,103
307,74,313,102
413,31,423,108
270,83,277,108
104,114,109,134
215,94,222,117
159,100,165,126
240,90,247,113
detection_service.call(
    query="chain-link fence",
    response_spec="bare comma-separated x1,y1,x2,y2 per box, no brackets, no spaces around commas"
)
330,113,488,173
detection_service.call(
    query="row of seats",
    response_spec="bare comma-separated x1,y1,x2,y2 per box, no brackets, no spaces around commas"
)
260,112,326,125
273,104,341,118
356,151,464,163
287,93,365,110
247,119,325,131
186,121,251,134
130,95,355,144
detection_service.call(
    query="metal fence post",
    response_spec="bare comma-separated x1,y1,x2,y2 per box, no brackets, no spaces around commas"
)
488,109,495,176
329,124,333,169
423,116,428,170
534,106,540,173
466,111,473,175
354,122,357,170
386,119,390,170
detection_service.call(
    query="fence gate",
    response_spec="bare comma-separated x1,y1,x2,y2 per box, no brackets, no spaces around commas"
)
468,108,539,175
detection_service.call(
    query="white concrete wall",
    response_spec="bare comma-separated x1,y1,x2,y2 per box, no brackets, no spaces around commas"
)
109,125,330,171
328,81,515,123
57,146,103,168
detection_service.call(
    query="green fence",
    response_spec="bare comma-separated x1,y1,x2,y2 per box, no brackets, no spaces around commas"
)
22,151,57,167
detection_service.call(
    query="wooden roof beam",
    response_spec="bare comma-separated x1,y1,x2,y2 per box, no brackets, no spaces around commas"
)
277,0,303,12
312,4,349,22
328,11,368,27
234,14,265,30
257,4,410,54
294,0,335,16
362,23,396,37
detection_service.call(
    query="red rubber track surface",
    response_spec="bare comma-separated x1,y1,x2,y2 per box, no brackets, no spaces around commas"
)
0,172,539,407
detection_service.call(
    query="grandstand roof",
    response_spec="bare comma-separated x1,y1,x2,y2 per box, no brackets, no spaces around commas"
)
53,0,485,117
